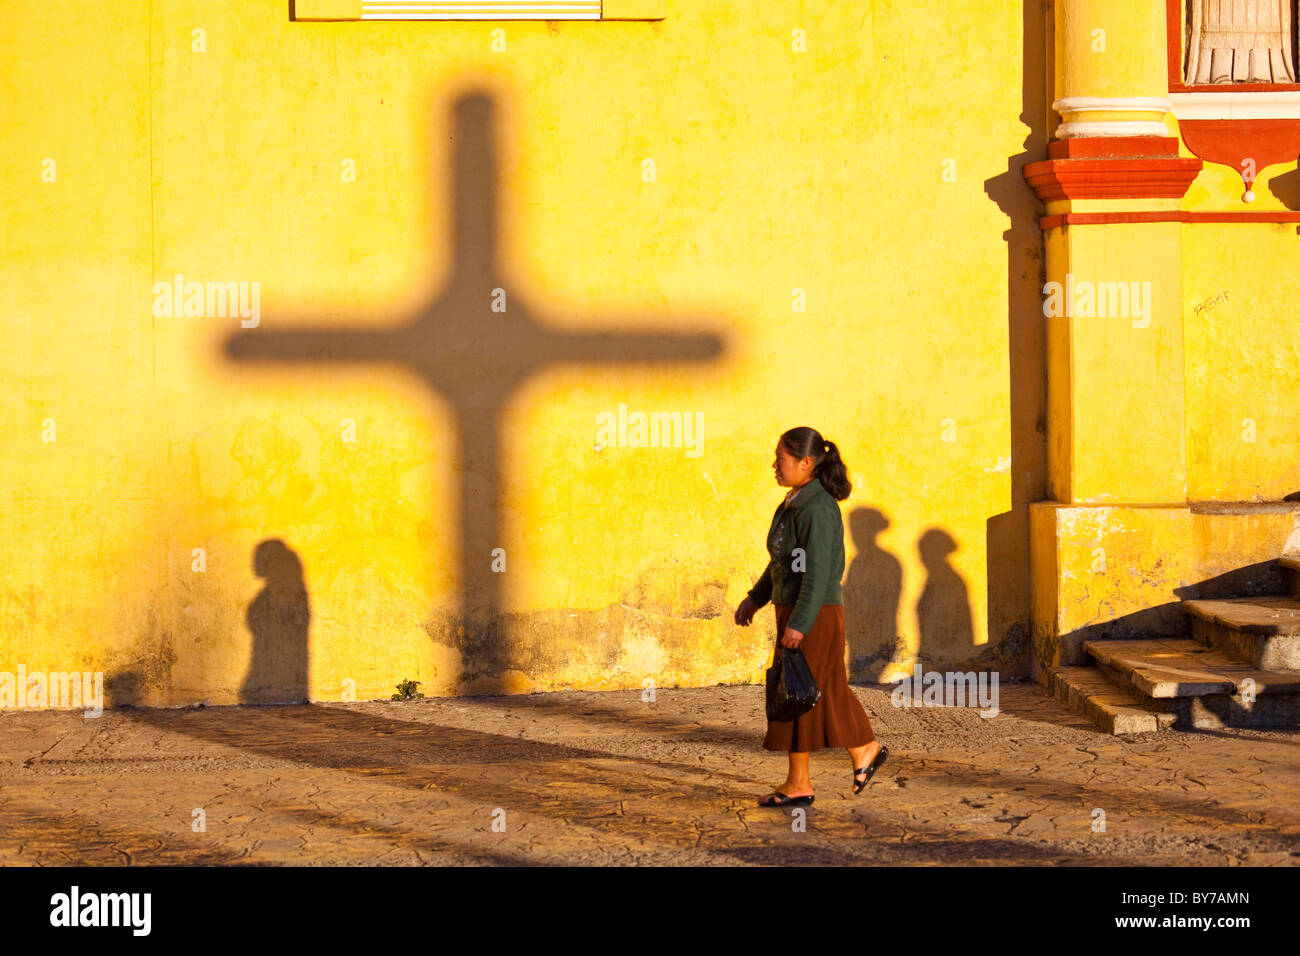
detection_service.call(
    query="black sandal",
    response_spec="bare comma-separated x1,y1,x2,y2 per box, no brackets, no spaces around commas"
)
758,791,815,808
852,745,889,794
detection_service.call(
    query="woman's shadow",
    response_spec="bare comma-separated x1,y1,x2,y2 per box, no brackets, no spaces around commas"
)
916,527,975,664
239,538,311,705
843,506,904,681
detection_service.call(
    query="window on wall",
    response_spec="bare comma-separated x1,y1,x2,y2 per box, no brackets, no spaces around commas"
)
1170,0,1300,91
294,0,661,20
365,1,598,18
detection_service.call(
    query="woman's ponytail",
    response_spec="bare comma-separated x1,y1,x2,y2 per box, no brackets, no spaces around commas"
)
815,439,851,500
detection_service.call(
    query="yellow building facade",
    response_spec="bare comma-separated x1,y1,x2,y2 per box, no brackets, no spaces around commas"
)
3,1,1300,710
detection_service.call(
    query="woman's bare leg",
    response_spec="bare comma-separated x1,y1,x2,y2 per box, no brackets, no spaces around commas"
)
777,751,814,796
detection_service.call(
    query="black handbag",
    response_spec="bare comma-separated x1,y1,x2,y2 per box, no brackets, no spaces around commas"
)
765,647,821,721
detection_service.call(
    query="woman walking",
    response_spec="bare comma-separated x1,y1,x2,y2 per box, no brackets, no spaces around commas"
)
734,427,888,807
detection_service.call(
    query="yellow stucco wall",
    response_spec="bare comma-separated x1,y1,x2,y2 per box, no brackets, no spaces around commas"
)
1180,223,1300,501
2,1,1049,706
9,1,1300,709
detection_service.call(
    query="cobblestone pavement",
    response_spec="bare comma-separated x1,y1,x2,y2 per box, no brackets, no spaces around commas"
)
1,681,1298,865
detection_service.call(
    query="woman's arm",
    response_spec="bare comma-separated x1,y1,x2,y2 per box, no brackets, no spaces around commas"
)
747,559,774,609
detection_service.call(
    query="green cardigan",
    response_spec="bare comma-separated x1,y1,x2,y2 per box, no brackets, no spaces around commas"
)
746,475,845,635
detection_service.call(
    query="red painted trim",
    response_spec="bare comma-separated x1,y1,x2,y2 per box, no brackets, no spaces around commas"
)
1040,213,1184,229
1047,137,1179,159
1173,82,1300,93
1179,118,1300,180
1166,0,1182,91
1039,211,1300,230
1024,156,1203,202
1166,0,1300,92
1184,211,1300,221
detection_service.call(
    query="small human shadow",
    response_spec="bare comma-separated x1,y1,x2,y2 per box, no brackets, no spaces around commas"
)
843,506,903,680
239,538,311,705
916,527,976,663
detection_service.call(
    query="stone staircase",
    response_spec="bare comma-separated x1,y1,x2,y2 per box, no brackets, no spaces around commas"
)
1050,555,1300,734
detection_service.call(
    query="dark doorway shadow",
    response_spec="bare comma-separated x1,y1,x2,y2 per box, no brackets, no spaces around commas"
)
981,0,1051,677
221,87,728,692
239,538,311,704
843,505,903,681
916,528,976,663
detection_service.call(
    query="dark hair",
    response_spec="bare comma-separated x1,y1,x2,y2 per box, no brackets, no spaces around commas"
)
779,427,851,501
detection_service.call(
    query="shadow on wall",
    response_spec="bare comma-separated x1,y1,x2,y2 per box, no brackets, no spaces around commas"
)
240,539,310,705
106,539,311,707
844,506,1000,681
978,0,1051,679
111,70,1046,704
843,507,903,679
1265,164,1300,210
214,86,726,695
916,528,976,664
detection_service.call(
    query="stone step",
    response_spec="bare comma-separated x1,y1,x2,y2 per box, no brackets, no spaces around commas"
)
1081,638,1300,730
1049,666,1176,735
1182,597,1300,670
1082,638,1300,696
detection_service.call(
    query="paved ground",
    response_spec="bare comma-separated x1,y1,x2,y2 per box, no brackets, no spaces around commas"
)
1,680,1298,865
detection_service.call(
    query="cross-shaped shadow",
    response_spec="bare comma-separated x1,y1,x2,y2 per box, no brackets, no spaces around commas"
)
225,88,727,689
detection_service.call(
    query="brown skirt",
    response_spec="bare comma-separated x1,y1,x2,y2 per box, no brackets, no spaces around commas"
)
764,603,876,753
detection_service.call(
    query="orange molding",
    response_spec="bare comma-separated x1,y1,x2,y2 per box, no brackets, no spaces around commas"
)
1039,211,1300,230
1178,118,1300,182
1024,137,1203,203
